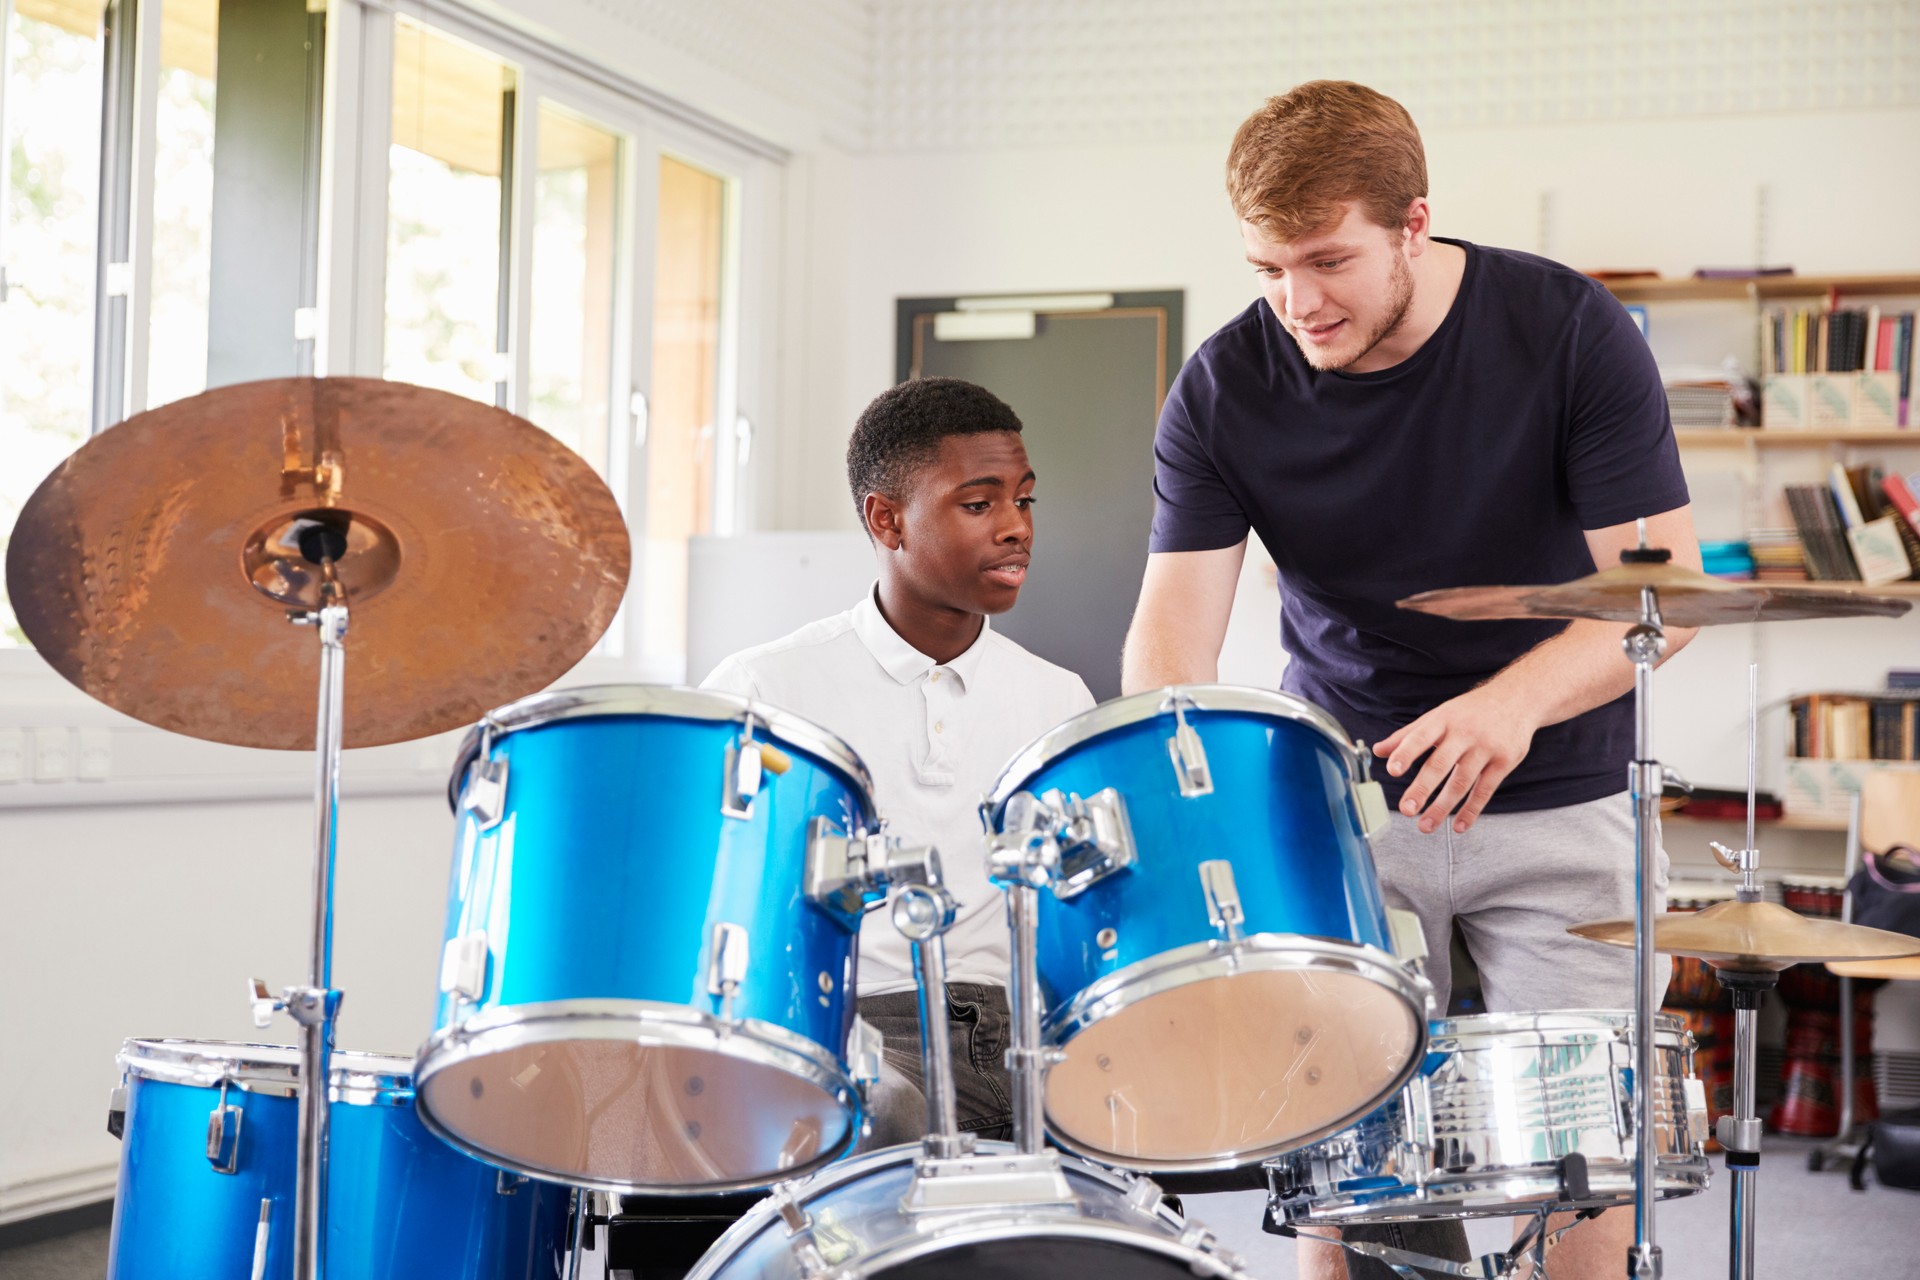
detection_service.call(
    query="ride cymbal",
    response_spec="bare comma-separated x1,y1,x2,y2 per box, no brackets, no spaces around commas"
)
1570,899,1920,972
1399,560,1911,627
6,377,630,749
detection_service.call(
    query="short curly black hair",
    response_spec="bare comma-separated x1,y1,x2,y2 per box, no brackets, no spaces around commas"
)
846,377,1024,525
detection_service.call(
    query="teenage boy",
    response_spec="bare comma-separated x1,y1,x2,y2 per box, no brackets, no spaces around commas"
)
1122,82,1699,1279
703,376,1094,1146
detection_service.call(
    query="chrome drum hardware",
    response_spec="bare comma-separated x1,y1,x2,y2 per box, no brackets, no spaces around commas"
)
1266,1011,1712,1227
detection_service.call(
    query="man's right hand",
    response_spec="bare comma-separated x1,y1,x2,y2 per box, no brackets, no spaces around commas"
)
1120,540,1248,694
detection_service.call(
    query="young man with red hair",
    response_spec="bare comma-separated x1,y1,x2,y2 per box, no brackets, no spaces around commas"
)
1124,81,1700,1279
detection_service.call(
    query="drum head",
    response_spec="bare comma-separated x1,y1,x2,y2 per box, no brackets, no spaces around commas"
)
1045,966,1420,1167
418,1037,854,1192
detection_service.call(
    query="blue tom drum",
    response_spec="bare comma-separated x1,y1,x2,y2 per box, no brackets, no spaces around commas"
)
416,685,879,1194
106,1039,569,1279
985,685,1431,1171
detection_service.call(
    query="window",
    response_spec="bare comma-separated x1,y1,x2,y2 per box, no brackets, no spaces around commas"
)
641,153,731,668
1,0,106,647
143,0,218,410
383,16,513,405
527,103,618,480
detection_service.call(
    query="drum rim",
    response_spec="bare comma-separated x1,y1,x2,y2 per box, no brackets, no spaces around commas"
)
984,684,1369,812
1425,1008,1689,1051
1270,1154,1714,1225
117,1038,411,1105
447,683,877,809
684,1141,1248,1280
1040,933,1432,1173
413,998,861,1195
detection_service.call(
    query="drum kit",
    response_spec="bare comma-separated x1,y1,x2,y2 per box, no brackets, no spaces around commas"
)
9,376,1920,1280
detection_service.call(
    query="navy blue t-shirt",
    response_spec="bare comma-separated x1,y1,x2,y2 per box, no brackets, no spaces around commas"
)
1150,239,1689,813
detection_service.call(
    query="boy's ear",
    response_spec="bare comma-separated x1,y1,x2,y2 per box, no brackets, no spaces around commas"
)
864,491,905,551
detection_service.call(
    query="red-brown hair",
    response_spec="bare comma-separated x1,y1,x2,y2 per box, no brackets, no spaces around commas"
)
1226,81,1428,241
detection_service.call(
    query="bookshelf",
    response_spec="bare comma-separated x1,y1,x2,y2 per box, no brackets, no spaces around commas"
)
1674,429,1920,448
1602,273,1920,304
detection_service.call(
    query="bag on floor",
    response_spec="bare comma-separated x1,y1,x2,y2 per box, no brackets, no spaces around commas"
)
1871,1106,1920,1191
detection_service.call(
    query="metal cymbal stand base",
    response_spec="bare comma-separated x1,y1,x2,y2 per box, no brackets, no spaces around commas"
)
247,601,348,1280
1714,969,1776,1280
1624,584,1669,1280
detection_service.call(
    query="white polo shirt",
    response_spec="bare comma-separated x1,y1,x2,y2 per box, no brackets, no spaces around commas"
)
701,588,1095,996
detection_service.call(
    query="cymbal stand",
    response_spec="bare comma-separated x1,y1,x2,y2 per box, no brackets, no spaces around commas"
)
1705,664,1773,1280
247,542,351,1280
1621,544,1670,1280
891,877,968,1159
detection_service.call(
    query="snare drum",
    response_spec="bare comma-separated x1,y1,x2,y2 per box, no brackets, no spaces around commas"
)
984,685,1430,1171
1266,1011,1712,1225
106,1039,569,1279
416,686,878,1194
684,1142,1254,1280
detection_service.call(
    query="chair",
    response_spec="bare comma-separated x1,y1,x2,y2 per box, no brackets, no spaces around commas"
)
1810,771,1920,1184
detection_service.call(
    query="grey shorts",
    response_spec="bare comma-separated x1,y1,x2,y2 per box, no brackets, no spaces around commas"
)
1369,790,1671,1015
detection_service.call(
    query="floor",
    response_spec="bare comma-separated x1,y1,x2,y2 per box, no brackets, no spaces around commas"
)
5,1136,1908,1278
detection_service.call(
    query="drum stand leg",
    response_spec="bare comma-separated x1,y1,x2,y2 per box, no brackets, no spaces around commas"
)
246,601,348,1280
1624,585,1668,1280
1715,969,1776,1280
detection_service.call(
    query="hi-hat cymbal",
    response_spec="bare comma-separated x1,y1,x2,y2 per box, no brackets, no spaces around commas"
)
1570,899,1920,972
1400,560,1912,627
6,377,630,749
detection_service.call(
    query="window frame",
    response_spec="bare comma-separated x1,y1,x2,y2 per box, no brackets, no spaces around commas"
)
4,0,783,691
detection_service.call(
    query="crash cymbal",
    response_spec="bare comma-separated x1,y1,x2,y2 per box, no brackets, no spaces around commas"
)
6,377,630,749
1570,898,1920,972
1399,559,1912,627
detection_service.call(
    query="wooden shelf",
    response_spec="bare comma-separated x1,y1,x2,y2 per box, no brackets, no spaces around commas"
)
1601,273,1920,303
1675,429,1920,448
1666,809,1847,832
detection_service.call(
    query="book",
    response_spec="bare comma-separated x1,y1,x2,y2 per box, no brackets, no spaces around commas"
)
1830,462,1867,528
1885,473,1920,538
1847,516,1914,585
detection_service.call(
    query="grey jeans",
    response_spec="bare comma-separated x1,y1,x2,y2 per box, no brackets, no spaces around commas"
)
856,983,1014,1149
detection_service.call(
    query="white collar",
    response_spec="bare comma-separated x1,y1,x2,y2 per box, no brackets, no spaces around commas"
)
850,585,992,691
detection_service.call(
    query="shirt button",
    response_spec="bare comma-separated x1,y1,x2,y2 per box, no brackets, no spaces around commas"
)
934,721,944,734
930,670,942,684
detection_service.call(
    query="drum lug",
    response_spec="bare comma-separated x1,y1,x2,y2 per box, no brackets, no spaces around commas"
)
496,1168,529,1195
206,1079,243,1174
460,756,509,831
1167,702,1214,798
1684,1077,1710,1149
1352,779,1391,838
1386,907,1428,965
106,1084,127,1140
707,921,750,1027
1125,1173,1167,1215
722,714,791,819
1199,860,1245,943
849,1016,885,1092
805,818,886,918
439,931,490,1003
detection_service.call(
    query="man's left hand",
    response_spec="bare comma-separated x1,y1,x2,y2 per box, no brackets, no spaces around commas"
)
1372,685,1540,835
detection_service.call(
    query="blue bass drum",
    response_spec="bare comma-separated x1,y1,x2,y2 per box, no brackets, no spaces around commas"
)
417,685,879,1194
985,685,1430,1172
106,1039,569,1280
683,1141,1256,1280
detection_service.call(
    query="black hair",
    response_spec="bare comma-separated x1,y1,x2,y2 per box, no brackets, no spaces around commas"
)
845,377,1024,524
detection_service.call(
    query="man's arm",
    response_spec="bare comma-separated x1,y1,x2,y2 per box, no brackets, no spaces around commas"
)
1375,504,1701,834
1120,540,1248,694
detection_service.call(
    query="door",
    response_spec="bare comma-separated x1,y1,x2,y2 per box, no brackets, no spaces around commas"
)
899,291,1181,701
